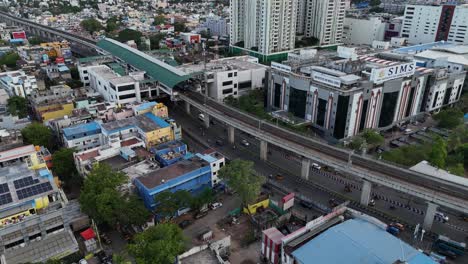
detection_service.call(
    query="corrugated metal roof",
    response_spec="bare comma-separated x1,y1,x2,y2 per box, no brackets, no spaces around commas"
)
97,38,191,88
291,219,436,264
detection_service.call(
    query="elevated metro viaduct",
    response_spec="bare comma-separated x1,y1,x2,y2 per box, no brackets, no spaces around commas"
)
0,11,466,230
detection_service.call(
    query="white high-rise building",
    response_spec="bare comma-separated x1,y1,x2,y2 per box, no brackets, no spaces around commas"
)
304,0,347,45
401,4,468,45
343,16,387,45
230,0,298,55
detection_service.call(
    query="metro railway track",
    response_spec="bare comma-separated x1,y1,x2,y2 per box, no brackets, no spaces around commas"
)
186,91,468,201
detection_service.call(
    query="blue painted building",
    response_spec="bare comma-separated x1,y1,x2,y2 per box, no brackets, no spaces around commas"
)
62,121,103,151
151,140,188,167
134,155,212,210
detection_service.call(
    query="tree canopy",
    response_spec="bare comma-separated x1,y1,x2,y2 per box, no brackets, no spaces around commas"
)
154,15,166,26
128,223,186,264
154,190,191,219
434,108,464,129
52,148,80,187
79,164,150,226
173,21,186,32
0,52,20,68
219,159,264,205
7,96,28,118
117,29,143,45
21,123,52,148
429,136,447,168
106,16,120,33
80,18,103,33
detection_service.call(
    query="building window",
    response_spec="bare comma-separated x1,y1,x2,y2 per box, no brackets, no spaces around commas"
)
222,88,233,95
222,81,233,86
228,72,233,77
118,84,135,92
119,93,136,100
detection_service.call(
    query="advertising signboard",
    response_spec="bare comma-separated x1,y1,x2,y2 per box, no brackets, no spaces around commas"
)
370,62,416,84
311,71,341,87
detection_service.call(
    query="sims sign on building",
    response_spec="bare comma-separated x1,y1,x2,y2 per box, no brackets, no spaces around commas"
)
370,62,416,84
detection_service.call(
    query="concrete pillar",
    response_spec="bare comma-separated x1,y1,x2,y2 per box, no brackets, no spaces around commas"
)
423,202,438,231
203,114,210,128
260,140,268,161
360,180,372,206
301,158,311,180
185,100,190,114
227,126,235,144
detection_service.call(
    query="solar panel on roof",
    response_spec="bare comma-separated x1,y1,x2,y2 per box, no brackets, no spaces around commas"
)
0,193,13,206
0,183,9,194
16,182,53,200
14,176,40,189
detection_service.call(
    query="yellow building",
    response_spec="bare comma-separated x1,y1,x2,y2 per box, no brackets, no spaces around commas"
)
40,41,70,57
35,100,74,122
136,113,174,148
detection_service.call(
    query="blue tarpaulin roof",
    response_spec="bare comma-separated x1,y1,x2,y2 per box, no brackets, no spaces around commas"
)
63,122,101,138
291,219,437,264
144,113,169,128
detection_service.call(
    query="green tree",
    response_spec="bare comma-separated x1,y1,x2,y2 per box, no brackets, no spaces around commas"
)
154,15,166,25
7,96,28,118
219,159,264,205
154,190,192,219
80,18,103,33
21,123,52,148
79,164,126,226
447,163,465,177
79,164,149,226
434,108,464,129
28,36,44,45
348,136,365,151
117,29,143,45
362,129,384,146
106,16,120,32
173,21,186,32
190,187,214,211
370,0,381,7
429,136,447,168
0,52,20,67
149,33,166,49
52,148,80,186
128,223,186,264
119,195,151,226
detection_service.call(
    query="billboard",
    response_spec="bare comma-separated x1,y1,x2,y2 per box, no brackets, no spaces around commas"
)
190,35,200,43
42,54,49,63
56,57,65,63
281,193,295,211
370,62,416,84
271,62,292,73
312,71,341,88
12,31,26,40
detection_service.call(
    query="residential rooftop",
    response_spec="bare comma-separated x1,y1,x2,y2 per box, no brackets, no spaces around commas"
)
100,112,169,134
136,156,209,190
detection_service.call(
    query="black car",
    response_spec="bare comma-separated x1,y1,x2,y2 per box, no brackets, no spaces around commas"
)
179,220,192,229
300,200,314,209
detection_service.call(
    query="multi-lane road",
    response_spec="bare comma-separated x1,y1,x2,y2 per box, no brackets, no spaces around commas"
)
167,101,468,244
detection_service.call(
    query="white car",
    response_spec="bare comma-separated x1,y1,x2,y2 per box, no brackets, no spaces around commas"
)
210,202,223,210
79,260,88,264
435,212,449,222
312,163,322,170
241,139,250,146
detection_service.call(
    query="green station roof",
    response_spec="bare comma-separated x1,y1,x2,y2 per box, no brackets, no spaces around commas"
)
97,38,191,88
